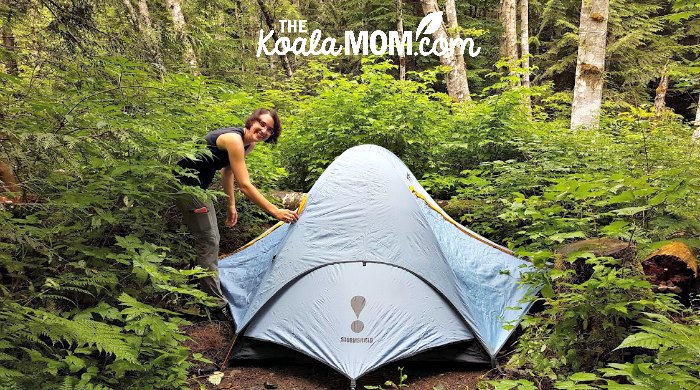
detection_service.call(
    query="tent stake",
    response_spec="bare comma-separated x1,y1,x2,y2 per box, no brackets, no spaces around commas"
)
350,379,356,390
219,329,239,370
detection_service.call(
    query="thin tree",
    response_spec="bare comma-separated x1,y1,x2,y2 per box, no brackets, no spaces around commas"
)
654,63,669,117
256,0,292,77
165,0,199,75
500,0,518,62
396,0,406,81
520,0,531,110
419,0,471,101
694,92,700,140
0,0,19,200
2,0,18,76
570,0,610,130
137,0,164,69
122,0,140,27
124,0,163,68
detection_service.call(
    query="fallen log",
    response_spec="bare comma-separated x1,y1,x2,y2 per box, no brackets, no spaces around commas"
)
271,191,464,211
642,242,697,295
556,238,638,283
271,191,306,210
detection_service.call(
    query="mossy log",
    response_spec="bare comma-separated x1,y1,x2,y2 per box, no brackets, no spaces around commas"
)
271,191,306,210
270,191,468,214
556,238,638,283
642,242,697,295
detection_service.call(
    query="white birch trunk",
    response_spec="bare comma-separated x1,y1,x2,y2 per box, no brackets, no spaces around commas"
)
500,0,517,61
122,0,140,27
570,0,609,130
396,0,406,81
694,92,700,140
165,0,199,75
520,0,531,112
520,0,530,87
137,0,164,68
419,0,470,101
138,0,154,30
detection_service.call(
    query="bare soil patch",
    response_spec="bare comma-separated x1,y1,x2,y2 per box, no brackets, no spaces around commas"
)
184,321,489,390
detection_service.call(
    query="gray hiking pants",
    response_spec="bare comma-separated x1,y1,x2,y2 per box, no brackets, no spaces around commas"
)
175,194,227,308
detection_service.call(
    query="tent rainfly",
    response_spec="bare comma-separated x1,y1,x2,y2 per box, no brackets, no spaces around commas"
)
219,145,538,388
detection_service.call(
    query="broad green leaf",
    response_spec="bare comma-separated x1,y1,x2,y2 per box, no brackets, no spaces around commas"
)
613,206,650,216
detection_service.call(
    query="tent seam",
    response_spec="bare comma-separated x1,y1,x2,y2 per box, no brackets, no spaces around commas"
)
233,194,309,253
409,186,514,255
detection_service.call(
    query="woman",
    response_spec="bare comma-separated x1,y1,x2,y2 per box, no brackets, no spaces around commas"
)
176,108,298,320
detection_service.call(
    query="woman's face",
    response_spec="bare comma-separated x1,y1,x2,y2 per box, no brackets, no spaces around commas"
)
249,113,275,143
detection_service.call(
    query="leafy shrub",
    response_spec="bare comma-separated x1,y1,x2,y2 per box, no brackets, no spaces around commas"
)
0,57,277,388
278,58,452,191
508,254,682,377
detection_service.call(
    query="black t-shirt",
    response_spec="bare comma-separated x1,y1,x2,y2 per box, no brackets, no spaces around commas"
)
177,127,250,189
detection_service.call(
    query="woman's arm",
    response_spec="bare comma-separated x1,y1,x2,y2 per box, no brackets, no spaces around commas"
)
217,133,298,223
221,167,238,227
245,143,256,156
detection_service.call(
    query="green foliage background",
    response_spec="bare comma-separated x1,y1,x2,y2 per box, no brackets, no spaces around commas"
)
1,0,699,388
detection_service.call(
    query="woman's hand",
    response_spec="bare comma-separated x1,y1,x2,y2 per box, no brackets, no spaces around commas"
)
226,205,238,227
273,208,299,223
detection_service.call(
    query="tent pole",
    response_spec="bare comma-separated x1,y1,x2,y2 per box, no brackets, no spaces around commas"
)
350,379,356,390
490,356,497,368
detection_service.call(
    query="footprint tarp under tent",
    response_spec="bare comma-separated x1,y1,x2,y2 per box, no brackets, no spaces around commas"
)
219,145,538,382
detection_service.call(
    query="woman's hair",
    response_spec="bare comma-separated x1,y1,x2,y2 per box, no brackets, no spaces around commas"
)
245,108,282,144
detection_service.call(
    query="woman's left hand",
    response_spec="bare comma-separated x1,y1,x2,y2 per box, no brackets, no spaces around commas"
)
273,208,299,224
226,206,238,227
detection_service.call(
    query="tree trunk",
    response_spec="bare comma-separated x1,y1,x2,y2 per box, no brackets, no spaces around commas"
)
122,0,140,27
137,0,164,68
0,1,18,196
570,0,609,130
694,92,700,141
0,159,19,197
654,64,669,117
165,0,199,75
520,0,531,111
396,0,406,81
2,0,18,76
256,0,293,77
499,0,517,62
419,0,470,101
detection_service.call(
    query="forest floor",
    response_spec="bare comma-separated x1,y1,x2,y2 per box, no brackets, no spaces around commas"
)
183,321,490,390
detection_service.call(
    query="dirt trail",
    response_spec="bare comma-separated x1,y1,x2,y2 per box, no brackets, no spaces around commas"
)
184,322,489,390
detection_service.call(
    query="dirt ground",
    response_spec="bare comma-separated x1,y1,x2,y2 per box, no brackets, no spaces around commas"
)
183,322,490,390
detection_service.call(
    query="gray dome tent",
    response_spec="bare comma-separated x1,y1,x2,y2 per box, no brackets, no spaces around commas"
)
219,145,537,386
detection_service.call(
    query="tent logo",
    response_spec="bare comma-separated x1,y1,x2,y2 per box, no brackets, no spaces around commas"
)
341,296,374,344
350,295,366,333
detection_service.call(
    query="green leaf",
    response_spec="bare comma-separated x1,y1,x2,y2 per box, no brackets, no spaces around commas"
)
541,284,555,298
549,231,587,243
613,206,650,216
647,192,666,206
614,332,664,351
568,372,598,382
